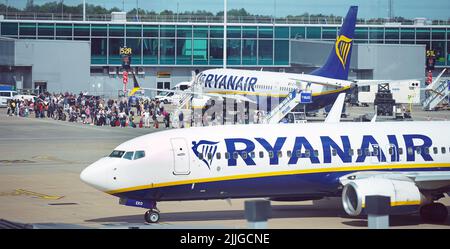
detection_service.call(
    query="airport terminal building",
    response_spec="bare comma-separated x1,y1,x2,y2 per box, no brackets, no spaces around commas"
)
0,13,449,97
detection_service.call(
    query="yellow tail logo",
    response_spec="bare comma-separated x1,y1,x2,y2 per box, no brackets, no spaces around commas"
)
335,35,352,69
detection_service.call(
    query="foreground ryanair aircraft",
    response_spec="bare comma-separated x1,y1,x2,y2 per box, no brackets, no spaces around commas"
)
81,94,450,224
145,6,358,111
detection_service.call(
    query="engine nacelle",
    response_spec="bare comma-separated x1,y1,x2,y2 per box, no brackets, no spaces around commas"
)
342,178,425,216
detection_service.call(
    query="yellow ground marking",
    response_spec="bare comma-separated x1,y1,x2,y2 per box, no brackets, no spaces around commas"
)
13,189,64,200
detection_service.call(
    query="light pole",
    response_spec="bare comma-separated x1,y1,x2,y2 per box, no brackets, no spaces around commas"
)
223,0,227,69
176,2,179,22
136,0,139,21
83,0,86,21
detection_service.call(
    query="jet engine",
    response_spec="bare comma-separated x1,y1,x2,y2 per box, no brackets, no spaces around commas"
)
341,178,426,216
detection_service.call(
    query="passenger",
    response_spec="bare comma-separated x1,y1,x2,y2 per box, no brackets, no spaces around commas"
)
152,111,158,129
179,111,184,128
144,109,150,128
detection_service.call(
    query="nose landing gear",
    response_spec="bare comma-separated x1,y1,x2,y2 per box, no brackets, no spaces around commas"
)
144,209,160,223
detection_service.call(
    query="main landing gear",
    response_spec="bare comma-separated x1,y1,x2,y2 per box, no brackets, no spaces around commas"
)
420,202,448,223
144,209,160,223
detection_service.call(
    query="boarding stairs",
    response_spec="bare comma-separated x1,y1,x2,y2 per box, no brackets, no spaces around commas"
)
422,69,449,111
171,75,199,127
263,82,307,124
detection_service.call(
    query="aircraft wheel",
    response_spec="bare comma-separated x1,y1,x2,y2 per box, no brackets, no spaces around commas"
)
144,209,160,223
420,203,448,223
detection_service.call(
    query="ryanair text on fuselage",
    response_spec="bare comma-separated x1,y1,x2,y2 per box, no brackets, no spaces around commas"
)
192,134,434,169
198,73,258,92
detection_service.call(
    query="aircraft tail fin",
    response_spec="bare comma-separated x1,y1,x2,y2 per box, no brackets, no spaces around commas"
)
128,71,141,96
310,6,358,80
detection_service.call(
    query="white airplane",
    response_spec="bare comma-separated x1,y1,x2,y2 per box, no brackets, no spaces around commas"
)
139,6,358,112
81,93,450,224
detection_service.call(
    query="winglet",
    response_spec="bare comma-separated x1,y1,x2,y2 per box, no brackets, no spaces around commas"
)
325,93,346,123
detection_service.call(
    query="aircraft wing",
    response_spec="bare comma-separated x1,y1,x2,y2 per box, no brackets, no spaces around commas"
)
141,87,256,103
354,79,419,86
339,171,450,191
289,78,352,88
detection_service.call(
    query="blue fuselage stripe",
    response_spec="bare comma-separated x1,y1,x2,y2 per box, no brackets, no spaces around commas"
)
113,167,448,202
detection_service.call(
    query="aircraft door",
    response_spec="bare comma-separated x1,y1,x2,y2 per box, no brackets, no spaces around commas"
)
170,138,190,175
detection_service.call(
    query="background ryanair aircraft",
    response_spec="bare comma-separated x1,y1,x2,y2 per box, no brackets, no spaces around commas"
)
141,6,358,111
81,94,450,224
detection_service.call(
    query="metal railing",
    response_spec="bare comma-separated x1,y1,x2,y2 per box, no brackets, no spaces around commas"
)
1,11,449,25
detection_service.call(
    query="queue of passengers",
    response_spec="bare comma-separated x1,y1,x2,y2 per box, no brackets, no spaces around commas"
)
6,92,171,129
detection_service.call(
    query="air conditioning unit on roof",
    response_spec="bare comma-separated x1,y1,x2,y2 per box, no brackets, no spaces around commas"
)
111,12,127,22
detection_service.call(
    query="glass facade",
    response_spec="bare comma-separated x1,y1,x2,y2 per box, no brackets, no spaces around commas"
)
1,21,449,66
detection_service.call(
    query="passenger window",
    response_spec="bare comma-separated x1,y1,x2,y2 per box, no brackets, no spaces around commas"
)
277,151,282,158
123,151,134,160
250,152,255,158
388,147,394,155
349,149,354,156
407,148,413,155
364,148,370,156
373,149,379,156
233,152,238,159
287,150,292,158
441,147,446,154
216,153,221,159
296,150,302,157
259,151,264,158
398,148,403,155
225,152,230,159
357,149,362,156
314,150,319,157
269,151,274,159
423,147,430,155
242,152,248,159
305,150,310,158
133,150,145,160
433,147,438,154
332,149,337,156
416,147,421,154
198,153,204,160
207,153,213,160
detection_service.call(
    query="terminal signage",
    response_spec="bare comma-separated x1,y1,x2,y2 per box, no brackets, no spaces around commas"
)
123,71,128,84
300,92,312,103
120,47,132,55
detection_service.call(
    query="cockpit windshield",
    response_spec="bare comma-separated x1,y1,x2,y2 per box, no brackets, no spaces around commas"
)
109,150,146,160
109,150,125,158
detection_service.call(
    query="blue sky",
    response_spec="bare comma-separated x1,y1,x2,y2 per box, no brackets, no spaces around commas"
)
7,0,450,19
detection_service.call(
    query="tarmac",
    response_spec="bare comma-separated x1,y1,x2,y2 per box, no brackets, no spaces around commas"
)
0,105,449,229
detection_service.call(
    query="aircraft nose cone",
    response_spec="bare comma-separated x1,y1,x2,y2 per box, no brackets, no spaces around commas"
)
80,160,108,191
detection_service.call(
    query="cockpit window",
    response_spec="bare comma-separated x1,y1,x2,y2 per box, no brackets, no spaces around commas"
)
109,150,125,158
123,151,134,160
134,151,145,160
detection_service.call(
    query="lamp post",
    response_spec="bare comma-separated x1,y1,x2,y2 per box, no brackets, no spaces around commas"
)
223,0,227,69
83,0,86,21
